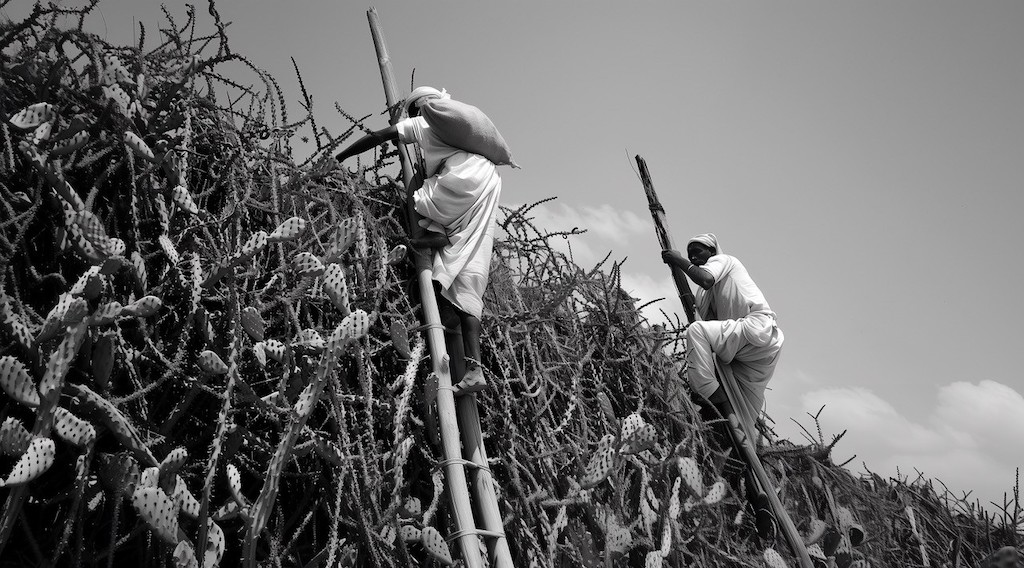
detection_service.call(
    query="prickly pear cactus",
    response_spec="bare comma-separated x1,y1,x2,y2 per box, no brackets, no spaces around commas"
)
0,4,1013,568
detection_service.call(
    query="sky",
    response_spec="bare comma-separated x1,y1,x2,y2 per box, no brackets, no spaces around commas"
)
5,1,1022,513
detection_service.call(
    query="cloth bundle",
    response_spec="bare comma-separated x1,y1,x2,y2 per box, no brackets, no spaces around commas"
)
417,97,519,169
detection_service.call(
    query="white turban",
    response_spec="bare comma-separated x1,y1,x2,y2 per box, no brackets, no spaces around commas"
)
687,233,721,254
403,86,450,115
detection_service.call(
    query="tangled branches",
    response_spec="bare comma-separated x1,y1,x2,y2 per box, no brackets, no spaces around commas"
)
0,3,1019,568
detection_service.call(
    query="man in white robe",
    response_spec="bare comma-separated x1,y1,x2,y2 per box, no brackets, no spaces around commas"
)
662,233,783,539
662,233,783,427
334,87,502,394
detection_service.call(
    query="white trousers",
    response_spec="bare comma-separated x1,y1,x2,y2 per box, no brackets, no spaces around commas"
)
685,310,783,419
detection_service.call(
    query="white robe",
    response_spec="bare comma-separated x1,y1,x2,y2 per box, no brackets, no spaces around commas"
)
686,254,783,425
398,117,501,318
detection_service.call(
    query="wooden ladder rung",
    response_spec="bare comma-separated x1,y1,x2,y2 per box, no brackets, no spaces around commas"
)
446,528,507,542
435,457,491,473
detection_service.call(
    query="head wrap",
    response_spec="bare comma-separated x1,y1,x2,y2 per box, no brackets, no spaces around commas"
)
403,86,450,115
687,233,721,255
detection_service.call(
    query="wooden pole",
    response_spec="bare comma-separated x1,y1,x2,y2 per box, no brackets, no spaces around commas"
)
636,156,696,323
635,155,813,568
457,396,515,567
367,9,485,568
716,360,815,568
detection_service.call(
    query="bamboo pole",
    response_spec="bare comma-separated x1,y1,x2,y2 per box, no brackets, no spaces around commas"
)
636,156,695,323
457,396,515,567
716,360,815,568
636,155,814,568
367,8,485,567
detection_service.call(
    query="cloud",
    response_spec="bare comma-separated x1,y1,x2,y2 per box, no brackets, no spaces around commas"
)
502,201,652,268
619,272,685,325
499,201,1023,510
777,381,1024,510
932,380,1024,458
499,201,690,325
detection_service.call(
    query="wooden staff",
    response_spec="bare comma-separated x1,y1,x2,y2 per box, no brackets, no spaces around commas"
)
367,9,485,567
636,155,814,568
457,396,515,567
636,155,696,323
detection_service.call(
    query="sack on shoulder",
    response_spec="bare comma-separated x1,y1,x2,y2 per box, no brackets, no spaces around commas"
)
419,98,520,168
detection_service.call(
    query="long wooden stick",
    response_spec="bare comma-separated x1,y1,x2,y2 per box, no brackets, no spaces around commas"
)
367,9,485,567
636,156,695,323
636,155,813,568
716,360,815,568
457,395,515,567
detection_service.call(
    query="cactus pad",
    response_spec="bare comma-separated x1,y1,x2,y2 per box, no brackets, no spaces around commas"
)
340,309,370,341
580,445,616,489
238,231,269,260
399,524,422,542
668,477,682,520
74,210,113,257
9,102,54,129
386,244,407,266
620,423,657,455
293,329,326,352
292,252,325,278
88,301,123,326
198,350,229,375
124,131,156,162
606,521,633,554
620,412,644,440
323,217,357,263
130,486,180,544
389,321,411,358
240,307,265,341
122,295,163,317
293,383,317,417
171,185,199,215
703,480,726,505
226,463,248,507
263,339,286,363
204,518,225,568
322,263,350,314
53,407,97,447
267,216,307,243
0,417,32,456
419,526,453,566
763,548,789,568
0,355,40,407
69,267,104,300
677,456,703,496
1,437,56,487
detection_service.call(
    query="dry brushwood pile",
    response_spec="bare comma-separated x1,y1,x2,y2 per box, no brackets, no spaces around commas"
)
1,4,1021,568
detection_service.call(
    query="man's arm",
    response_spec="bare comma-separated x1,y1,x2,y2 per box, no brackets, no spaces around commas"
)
661,249,715,290
335,125,400,163
410,233,449,249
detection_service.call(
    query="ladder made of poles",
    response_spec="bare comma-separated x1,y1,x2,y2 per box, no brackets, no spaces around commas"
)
636,155,814,568
366,9,513,568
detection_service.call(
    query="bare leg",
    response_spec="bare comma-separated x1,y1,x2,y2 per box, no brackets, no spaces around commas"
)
452,310,486,395
433,283,487,395
459,312,482,365
436,293,465,383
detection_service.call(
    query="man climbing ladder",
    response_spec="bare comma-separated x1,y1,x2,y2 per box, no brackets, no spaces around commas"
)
335,86,515,395
355,12,516,566
638,155,813,567
661,233,784,438
662,233,784,538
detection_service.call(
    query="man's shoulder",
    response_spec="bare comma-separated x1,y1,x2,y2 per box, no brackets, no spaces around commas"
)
704,254,743,279
706,253,738,267
397,116,429,140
